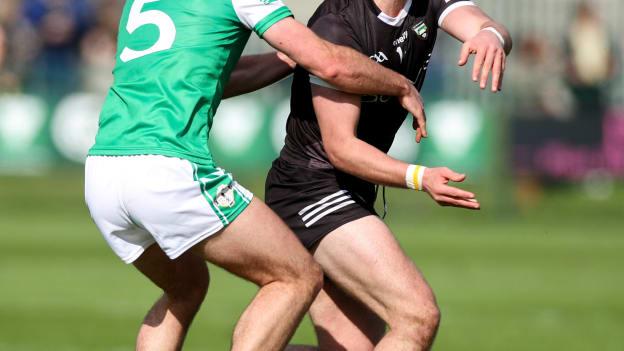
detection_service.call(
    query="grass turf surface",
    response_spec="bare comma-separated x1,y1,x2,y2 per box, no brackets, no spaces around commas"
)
1,169,623,350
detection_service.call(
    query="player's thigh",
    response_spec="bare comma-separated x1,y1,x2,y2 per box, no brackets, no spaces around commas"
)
193,198,319,286
309,279,385,351
133,244,209,298
313,216,437,323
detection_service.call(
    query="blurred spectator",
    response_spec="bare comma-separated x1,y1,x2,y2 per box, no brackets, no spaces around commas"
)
0,1,23,92
80,0,120,93
509,34,573,119
20,0,94,101
564,1,618,121
0,25,20,92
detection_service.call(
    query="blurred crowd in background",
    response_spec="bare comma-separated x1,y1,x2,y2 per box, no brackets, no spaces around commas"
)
510,2,619,120
0,0,622,196
0,0,121,100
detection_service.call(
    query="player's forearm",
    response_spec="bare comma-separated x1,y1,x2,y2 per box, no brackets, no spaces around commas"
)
318,44,412,97
263,18,412,98
442,6,512,55
223,53,294,99
327,138,409,189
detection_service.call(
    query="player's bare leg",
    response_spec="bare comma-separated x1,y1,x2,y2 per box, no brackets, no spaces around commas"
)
194,198,324,351
133,198,322,351
286,278,385,351
133,245,209,351
313,215,440,351
312,280,386,350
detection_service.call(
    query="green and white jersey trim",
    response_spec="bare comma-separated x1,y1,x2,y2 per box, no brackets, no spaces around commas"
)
231,0,293,36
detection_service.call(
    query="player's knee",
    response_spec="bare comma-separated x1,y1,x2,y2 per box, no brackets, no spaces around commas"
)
298,260,324,297
389,300,440,343
166,273,209,308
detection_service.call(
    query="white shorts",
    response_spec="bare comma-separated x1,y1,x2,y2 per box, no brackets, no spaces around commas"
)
85,155,253,264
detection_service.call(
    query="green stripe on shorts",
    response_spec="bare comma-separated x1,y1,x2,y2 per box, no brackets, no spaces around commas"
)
192,162,251,227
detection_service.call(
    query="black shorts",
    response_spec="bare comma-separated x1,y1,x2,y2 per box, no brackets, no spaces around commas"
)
265,159,377,249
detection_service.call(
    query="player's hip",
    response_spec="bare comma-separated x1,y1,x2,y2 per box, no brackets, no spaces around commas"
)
265,159,377,249
85,155,253,263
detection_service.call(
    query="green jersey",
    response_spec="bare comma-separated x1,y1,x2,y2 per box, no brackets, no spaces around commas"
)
89,0,293,165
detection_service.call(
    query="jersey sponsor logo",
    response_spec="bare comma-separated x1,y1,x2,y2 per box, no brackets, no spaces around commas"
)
362,94,391,103
393,30,409,46
412,21,429,40
215,184,236,208
362,78,415,104
370,51,389,63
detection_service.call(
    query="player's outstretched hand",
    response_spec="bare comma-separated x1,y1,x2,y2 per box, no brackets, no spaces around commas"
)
399,84,427,143
422,167,480,210
458,29,506,92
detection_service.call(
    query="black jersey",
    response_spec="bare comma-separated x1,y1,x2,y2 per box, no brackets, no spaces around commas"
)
276,0,475,205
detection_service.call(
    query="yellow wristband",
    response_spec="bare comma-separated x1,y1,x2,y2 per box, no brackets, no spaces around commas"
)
406,165,427,191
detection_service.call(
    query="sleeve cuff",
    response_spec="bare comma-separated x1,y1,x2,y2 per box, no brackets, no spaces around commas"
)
309,75,340,91
438,1,476,27
254,7,293,37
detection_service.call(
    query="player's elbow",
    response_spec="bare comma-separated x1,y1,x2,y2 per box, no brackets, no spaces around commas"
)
325,143,350,171
315,61,342,84
313,44,361,88
316,49,355,86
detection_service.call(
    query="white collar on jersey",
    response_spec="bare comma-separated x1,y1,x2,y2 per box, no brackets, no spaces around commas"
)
376,0,413,27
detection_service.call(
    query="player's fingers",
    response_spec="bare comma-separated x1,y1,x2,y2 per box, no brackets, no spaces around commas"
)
499,54,507,90
491,49,503,92
441,167,466,182
413,108,427,138
502,51,507,71
415,128,422,143
480,48,496,89
277,51,296,69
439,184,475,199
458,42,472,66
472,49,486,82
436,195,481,210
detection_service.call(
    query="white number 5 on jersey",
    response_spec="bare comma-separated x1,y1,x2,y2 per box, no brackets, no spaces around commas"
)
120,0,176,63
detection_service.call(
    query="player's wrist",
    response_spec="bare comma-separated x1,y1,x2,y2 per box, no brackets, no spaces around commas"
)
398,77,413,97
480,27,505,48
405,164,427,191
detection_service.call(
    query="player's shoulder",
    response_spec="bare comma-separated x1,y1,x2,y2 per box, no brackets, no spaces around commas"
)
417,0,477,26
308,0,367,29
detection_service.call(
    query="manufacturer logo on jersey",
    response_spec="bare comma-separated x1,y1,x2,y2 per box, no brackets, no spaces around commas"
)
260,0,277,4
215,184,236,208
370,51,389,63
412,21,428,40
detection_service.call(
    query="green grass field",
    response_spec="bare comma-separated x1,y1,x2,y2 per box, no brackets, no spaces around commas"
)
1,169,623,350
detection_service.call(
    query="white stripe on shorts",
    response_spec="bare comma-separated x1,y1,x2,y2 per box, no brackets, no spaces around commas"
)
298,190,348,216
305,200,356,227
302,195,352,222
